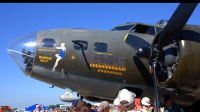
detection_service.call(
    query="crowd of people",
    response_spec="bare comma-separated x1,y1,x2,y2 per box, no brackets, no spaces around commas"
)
70,88,184,112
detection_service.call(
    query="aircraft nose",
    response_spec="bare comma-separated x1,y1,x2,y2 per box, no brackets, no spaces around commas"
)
7,32,37,77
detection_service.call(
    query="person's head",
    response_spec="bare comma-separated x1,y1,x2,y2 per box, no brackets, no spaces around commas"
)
61,43,65,47
141,97,151,111
134,98,142,110
75,101,90,112
118,89,136,112
91,105,95,109
36,105,41,109
94,105,98,109
97,101,110,112
113,97,122,112
162,94,173,107
87,103,92,112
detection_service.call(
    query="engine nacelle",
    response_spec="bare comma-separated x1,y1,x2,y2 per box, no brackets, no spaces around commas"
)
59,88,80,102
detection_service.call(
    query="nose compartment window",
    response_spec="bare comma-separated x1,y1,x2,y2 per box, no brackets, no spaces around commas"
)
131,24,156,35
7,32,37,77
42,38,56,47
73,40,88,51
94,42,108,52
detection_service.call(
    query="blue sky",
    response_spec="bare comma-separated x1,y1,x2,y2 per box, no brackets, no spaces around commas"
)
0,3,200,108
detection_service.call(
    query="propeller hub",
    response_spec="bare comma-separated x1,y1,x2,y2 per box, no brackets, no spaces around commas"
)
136,47,157,60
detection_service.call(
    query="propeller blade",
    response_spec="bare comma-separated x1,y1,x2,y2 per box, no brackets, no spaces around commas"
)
156,3,198,50
133,56,154,87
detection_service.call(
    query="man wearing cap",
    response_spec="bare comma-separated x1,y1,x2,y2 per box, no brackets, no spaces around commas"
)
141,97,151,112
162,94,184,112
33,105,41,112
113,97,123,112
97,101,110,112
117,89,137,112
34,105,46,112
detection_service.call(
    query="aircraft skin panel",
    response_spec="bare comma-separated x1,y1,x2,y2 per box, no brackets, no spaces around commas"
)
31,65,67,87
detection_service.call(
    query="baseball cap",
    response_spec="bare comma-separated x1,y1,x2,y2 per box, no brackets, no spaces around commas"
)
113,97,120,106
141,97,151,106
97,101,110,112
36,105,40,108
72,100,79,107
118,89,136,106
162,94,171,102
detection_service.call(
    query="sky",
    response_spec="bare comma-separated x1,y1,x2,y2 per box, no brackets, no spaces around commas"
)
0,3,200,109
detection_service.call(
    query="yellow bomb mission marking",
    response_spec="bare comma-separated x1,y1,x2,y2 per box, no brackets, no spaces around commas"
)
97,69,122,75
71,55,75,60
90,63,126,71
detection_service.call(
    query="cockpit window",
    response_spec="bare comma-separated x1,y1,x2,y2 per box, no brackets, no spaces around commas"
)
73,40,88,51
156,27,162,33
111,25,134,31
94,42,108,52
42,38,55,47
131,24,155,35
